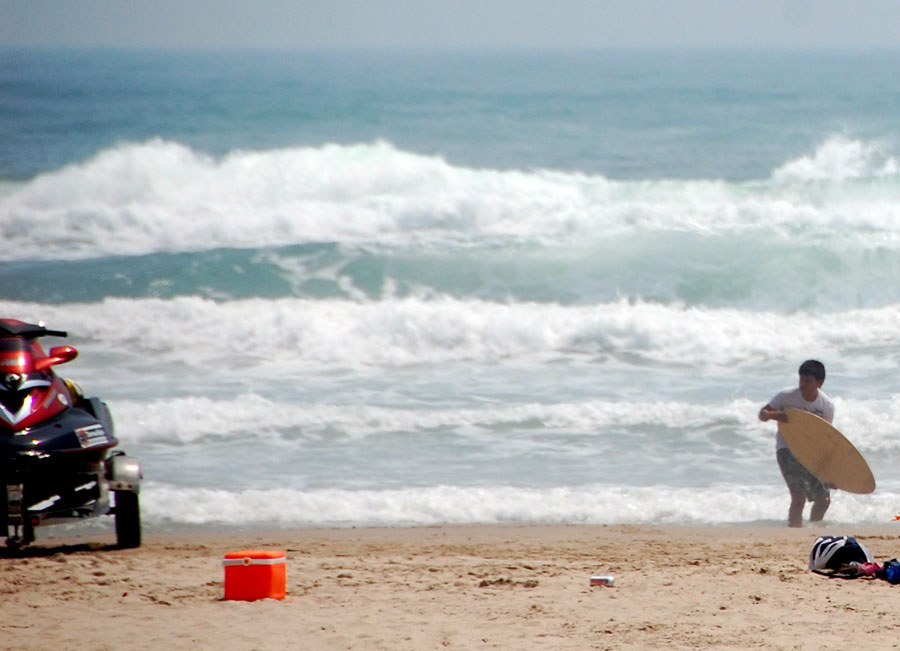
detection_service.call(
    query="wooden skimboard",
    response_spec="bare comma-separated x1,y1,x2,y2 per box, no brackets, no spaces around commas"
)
779,408,875,494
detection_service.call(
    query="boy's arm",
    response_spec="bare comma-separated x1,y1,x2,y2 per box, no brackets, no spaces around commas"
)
759,404,787,422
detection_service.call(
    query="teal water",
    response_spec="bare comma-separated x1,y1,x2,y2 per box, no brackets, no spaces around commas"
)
4,49,900,181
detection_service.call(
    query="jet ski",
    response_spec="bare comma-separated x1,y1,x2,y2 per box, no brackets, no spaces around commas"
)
0,319,142,549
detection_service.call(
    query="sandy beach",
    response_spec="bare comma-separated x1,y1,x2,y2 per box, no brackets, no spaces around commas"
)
3,523,900,650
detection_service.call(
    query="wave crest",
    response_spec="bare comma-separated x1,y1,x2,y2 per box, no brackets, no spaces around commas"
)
4,137,900,262
772,136,900,183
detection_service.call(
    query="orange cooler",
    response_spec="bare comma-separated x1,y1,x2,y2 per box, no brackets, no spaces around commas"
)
223,550,287,601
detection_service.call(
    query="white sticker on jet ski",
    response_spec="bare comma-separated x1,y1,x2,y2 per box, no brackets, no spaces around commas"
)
75,424,108,448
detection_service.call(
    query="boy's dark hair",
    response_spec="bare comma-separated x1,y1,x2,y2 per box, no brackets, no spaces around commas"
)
798,359,826,382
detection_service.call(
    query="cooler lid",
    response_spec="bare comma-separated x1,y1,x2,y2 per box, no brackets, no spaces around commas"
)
223,550,287,565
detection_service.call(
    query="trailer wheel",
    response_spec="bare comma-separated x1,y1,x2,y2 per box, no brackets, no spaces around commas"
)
114,490,141,549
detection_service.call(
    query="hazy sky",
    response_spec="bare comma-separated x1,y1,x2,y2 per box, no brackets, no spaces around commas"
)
2,0,900,50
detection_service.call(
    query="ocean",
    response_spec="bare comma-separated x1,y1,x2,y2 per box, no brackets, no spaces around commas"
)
2,47,900,531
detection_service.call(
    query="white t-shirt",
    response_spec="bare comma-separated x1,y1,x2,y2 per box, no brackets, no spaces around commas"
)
767,386,835,450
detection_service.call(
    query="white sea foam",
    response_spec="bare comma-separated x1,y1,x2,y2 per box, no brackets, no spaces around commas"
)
3,138,900,262
137,481,900,528
773,136,900,183
3,296,900,374
106,394,765,445
101,393,900,455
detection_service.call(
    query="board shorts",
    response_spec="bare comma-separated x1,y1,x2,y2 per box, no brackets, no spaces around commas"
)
777,447,829,501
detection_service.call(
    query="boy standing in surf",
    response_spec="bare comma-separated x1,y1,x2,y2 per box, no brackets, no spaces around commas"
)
759,360,834,528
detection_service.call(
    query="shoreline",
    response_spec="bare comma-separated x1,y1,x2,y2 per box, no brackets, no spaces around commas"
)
5,523,900,649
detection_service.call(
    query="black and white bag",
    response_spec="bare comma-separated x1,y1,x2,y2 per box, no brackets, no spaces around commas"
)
809,535,874,576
